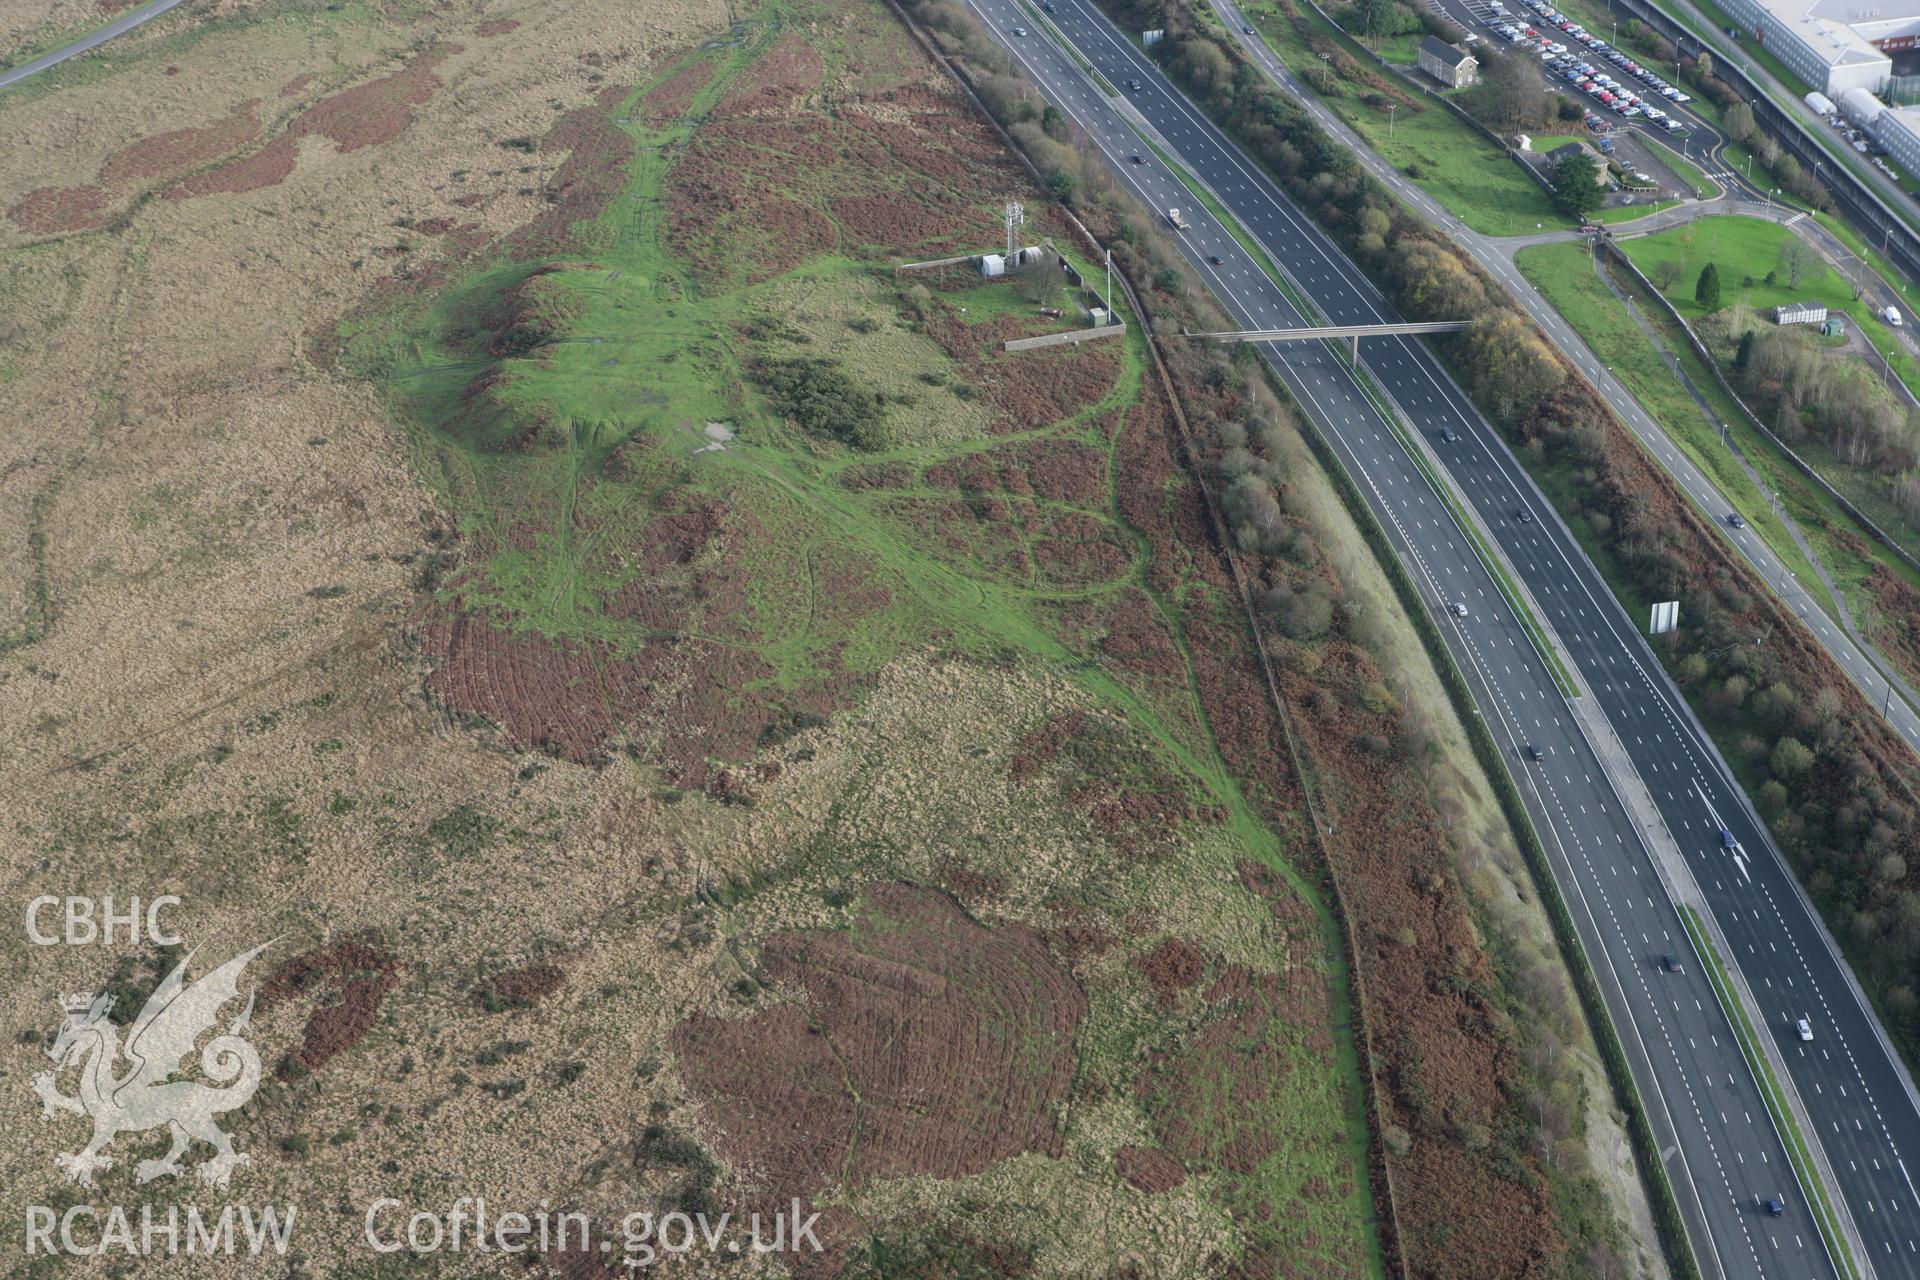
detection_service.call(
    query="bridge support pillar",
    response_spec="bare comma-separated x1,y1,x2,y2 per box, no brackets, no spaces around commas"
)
1350,333,1360,363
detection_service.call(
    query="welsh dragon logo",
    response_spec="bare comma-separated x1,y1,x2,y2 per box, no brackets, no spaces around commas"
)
31,943,271,1187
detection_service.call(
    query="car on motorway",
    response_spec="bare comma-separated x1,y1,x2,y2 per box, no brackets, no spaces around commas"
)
1127,78,1142,90
1526,743,1544,761
1720,827,1736,849
1796,1017,1815,1042
1661,953,1683,973
1207,255,1223,265
1764,1196,1786,1217
1011,26,1028,36
1516,508,1533,523
1451,602,1470,618
1243,24,1255,33
1440,426,1457,442
1130,154,1144,164
1726,512,1745,528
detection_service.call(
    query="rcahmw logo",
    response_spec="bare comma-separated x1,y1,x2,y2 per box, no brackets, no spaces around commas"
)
24,940,297,1258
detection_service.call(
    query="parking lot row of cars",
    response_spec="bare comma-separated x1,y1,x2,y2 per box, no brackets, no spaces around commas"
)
1488,0,1692,133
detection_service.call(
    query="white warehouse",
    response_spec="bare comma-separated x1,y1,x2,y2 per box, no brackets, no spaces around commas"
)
1715,0,1920,96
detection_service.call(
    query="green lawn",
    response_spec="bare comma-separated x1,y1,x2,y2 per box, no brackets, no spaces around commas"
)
1618,215,1920,397
1239,0,1574,235
1521,231,1920,673
1514,241,1834,612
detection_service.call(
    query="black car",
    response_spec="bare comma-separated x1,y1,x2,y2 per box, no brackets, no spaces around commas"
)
1726,512,1745,528
1516,508,1533,523
1129,154,1145,164
1763,1197,1785,1218
1440,427,1457,443
1661,954,1683,973
1526,744,1543,761
1127,79,1142,90
1208,255,1223,265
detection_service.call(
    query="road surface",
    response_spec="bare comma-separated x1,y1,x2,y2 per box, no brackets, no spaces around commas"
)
0,0,191,93
971,2,1920,1276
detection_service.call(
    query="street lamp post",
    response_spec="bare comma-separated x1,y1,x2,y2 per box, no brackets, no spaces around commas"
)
1387,103,1397,139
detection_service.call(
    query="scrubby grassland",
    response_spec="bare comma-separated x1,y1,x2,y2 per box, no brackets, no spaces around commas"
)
326,2,1391,1273
0,0,1651,1272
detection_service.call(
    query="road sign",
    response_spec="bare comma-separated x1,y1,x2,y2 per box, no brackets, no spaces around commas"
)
1650,601,1680,635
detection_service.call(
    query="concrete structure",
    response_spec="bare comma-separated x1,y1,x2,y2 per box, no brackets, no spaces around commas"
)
1875,101,1920,176
1715,0,1920,96
1823,313,1849,335
1549,140,1609,184
1418,35,1479,87
1842,83,1888,125
1774,299,1830,323
978,252,1007,277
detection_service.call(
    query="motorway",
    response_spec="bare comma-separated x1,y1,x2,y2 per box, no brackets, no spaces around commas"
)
1206,2,1920,759
0,0,191,93
959,1,1920,1276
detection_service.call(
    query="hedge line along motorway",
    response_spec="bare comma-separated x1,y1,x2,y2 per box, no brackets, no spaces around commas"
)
969,1,1920,1277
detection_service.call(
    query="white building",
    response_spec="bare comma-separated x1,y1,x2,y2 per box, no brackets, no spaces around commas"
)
1715,0,1920,96
1774,300,1829,323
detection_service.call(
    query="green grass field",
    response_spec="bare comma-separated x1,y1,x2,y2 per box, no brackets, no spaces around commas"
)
1239,0,1574,235
1514,240,1834,602
1518,234,1920,659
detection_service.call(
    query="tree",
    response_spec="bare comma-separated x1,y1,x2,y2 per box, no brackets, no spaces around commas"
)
1549,151,1604,218
1735,328,1757,371
1695,262,1723,310
1355,0,1396,36
1473,49,1547,133
1776,236,1822,290
1725,100,1756,143
1695,49,1714,80
1771,735,1816,777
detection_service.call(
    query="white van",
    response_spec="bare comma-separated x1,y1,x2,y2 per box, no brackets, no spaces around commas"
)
1887,305,1905,327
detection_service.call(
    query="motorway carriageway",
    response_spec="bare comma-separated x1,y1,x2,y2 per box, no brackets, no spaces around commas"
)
963,0,1920,1275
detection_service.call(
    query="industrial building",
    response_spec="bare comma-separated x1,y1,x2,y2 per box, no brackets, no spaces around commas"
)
1715,0,1920,95
1876,102,1920,175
